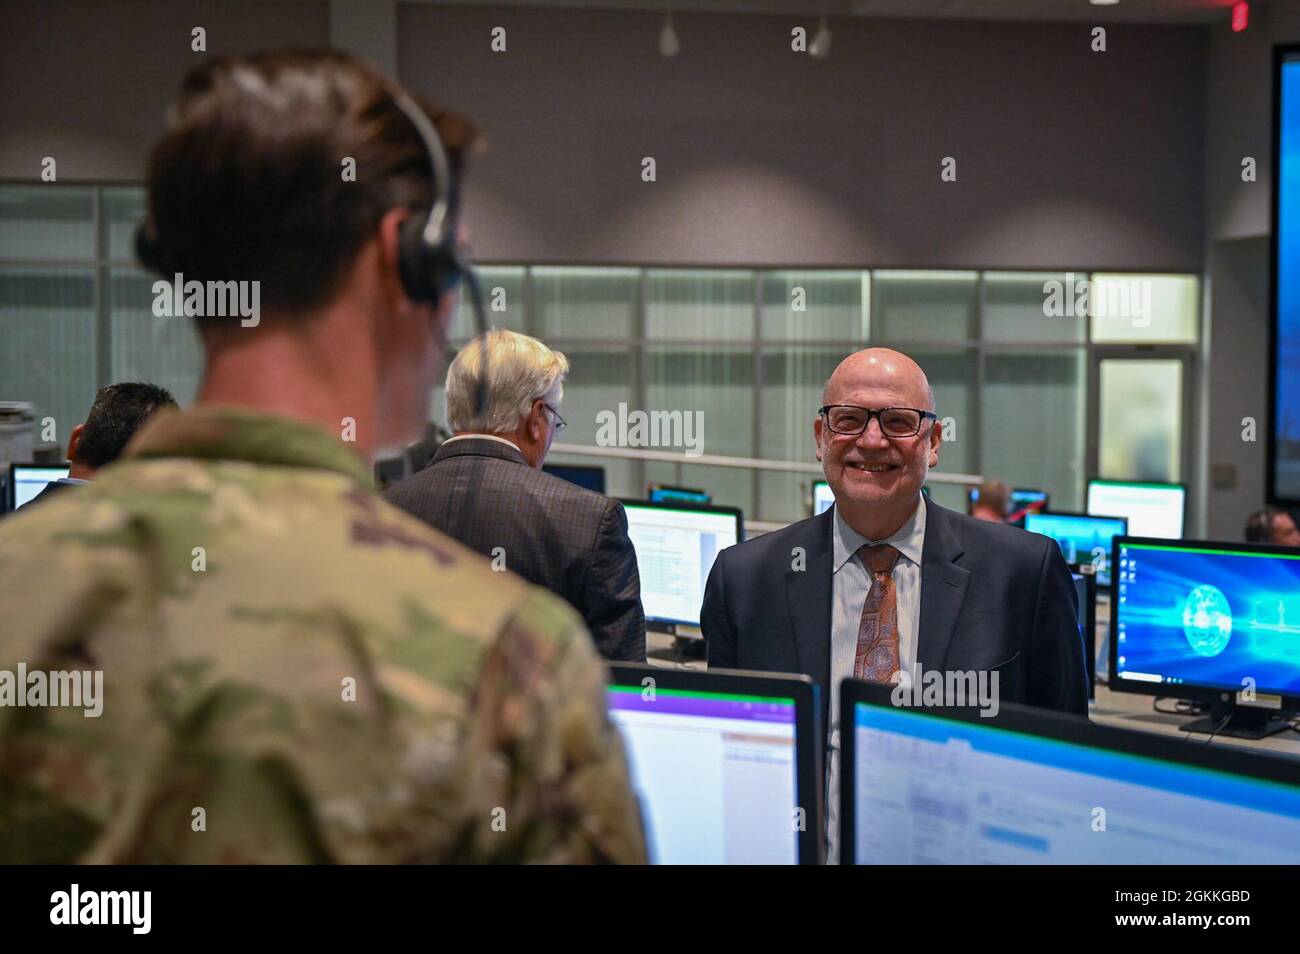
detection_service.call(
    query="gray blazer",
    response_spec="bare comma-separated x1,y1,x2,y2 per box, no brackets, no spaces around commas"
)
383,437,646,661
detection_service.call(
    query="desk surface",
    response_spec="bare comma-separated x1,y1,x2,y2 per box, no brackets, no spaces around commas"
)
644,631,1300,761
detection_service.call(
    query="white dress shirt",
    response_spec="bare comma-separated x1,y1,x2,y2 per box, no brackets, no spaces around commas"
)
825,494,927,863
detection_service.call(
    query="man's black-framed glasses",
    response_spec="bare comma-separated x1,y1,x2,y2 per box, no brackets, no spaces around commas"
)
542,402,567,432
819,404,937,438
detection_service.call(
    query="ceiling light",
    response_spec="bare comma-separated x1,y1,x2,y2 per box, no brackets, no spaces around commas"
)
659,9,680,58
809,16,832,59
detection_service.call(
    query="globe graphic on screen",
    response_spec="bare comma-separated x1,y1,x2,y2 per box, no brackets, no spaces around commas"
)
1180,584,1233,657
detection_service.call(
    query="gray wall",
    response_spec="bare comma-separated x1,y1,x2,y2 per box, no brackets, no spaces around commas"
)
0,0,330,181
398,4,1207,270
1203,1,1300,538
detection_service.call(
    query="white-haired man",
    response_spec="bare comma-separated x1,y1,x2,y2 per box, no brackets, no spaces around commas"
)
385,329,646,661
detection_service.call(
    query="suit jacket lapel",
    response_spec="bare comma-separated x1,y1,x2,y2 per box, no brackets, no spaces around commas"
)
917,496,970,673
785,508,835,694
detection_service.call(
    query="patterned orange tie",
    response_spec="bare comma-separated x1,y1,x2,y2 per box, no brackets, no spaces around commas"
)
854,543,902,683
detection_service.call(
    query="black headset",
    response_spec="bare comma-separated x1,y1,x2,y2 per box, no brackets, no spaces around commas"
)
136,84,491,416
386,89,490,417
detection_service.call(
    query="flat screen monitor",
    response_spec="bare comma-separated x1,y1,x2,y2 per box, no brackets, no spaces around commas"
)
967,487,1048,525
1087,479,1185,540
607,663,822,864
1110,537,1300,737
621,500,743,633
8,464,70,510
1026,511,1128,587
813,479,835,515
841,681,1300,865
648,484,711,506
541,463,606,494
1270,44,1300,506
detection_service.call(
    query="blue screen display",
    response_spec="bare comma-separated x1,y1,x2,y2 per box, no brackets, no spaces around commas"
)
1275,56,1300,500
1025,513,1127,586
852,702,1300,864
1114,542,1300,697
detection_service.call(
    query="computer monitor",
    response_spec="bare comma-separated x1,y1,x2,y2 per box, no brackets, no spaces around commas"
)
7,463,70,511
541,463,606,494
967,487,1049,526
648,484,711,505
607,663,822,864
621,500,743,635
1087,479,1185,539
1071,569,1098,700
1110,536,1300,738
1026,511,1128,587
840,681,1300,865
812,479,835,515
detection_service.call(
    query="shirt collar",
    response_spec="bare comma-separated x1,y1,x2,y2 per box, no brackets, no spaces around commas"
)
123,405,373,486
832,494,927,573
442,433,523,453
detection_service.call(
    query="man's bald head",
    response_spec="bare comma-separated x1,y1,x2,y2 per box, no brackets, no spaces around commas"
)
815,347,942,540
822,348,936,412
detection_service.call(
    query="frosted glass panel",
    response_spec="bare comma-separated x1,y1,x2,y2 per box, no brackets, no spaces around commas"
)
103,187,147,262
534,266,638,341
874,270,978,343
982,351,1086,511
760,271,868,342
0,266,97,450
646,269,754,342
1099,359,1183,482
1089,274,1198,343
548,347,637,496
108,269,203,405
451,266,526,343
758,348,843,523
0,186,95,261
912,349,976,477
646,347,753,511
982,271,1085,344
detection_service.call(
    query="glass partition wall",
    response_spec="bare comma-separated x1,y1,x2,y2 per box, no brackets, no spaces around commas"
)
0,183,1201,526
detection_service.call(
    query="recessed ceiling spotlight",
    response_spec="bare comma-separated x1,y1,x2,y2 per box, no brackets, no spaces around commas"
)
1090,0,1120,6
809,16,832,59
659,9,680,58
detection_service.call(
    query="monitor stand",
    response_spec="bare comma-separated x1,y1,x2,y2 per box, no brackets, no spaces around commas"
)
1180,702,1293,740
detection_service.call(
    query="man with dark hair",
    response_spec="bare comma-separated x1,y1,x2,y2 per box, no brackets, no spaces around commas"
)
0,50,645,864
1244,507,1300,547
20,382,177,508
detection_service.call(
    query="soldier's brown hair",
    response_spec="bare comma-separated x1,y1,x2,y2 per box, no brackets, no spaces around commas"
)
136,49,482,322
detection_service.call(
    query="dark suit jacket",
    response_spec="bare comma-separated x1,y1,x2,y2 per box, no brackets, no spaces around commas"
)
701,496,1088,726
383,437,646,661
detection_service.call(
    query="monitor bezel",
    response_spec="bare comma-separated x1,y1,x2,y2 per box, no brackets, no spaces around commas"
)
1086,478,1187,539
608,663,823,865
1108,534,1300,712
966,486,1049,514
540,462,607,494
647,483,711,505
7,462,71,511
1026,509,1129,587
839,679,1300,866
619,498,745,628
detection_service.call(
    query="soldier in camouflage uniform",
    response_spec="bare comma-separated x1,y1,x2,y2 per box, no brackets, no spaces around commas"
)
0,50,647,864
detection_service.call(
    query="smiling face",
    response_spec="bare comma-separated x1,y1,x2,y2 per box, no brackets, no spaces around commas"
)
815,348,941,539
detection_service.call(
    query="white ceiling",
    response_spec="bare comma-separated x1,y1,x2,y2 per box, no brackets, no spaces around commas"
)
412,0,1255,25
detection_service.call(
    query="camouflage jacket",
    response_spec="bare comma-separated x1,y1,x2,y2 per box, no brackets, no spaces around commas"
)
0,407,646,864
